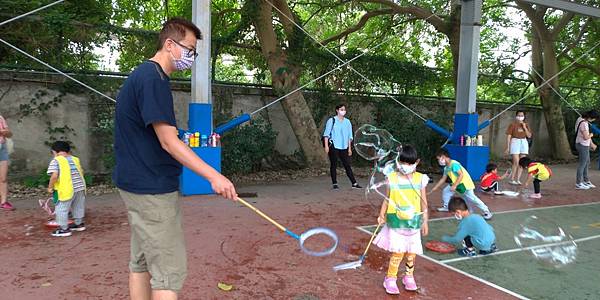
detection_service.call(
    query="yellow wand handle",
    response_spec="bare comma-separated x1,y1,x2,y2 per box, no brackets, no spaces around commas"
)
236,197,287,232
361,223,381,258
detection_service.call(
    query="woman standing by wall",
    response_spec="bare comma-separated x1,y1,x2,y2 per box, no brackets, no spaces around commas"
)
574,110,598,190
323,104,362,190
0,114,14,211
505,110,532,185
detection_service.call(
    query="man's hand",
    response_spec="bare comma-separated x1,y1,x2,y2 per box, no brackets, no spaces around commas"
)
591,143,597,151
209,174,237,200
324,145,329,154
348,148,352,156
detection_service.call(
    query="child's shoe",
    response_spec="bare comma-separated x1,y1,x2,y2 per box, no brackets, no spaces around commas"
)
457,247,477,257
436,206,449,212
51,228,72,237
529,193,542,199
1,201,15,211
383,277,400,295
483,211,493,220
584,181,596,188
69,223,86,232
479,243,498,255
575,183,590,190
402,275,418,291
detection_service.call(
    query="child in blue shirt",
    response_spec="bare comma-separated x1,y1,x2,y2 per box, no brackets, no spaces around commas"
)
442,197,497,256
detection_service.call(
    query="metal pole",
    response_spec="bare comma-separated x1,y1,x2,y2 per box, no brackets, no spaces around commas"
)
455,0,483,114
191,0,211,104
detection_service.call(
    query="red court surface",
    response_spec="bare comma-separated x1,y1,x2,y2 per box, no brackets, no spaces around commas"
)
1,163,598,299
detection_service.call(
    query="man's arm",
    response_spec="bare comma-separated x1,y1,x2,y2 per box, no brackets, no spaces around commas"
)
153,122,237,200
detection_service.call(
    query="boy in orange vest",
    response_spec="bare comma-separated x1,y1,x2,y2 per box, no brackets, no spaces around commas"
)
47,141,87,237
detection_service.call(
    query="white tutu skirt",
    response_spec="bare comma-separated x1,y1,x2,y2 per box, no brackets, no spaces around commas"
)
373,225,423,254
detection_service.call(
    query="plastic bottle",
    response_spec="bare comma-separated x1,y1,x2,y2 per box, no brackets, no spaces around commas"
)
201,134,208,147
460,135,465,146
466,136,472,146
215,133,221,147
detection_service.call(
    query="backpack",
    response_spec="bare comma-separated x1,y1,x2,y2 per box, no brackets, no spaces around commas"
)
322,117,335,147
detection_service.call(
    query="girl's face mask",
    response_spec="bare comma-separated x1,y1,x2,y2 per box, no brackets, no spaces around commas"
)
454,213,463,220
398,163,417,175
337,109,346,117
438,158,446,166
516,116,525,121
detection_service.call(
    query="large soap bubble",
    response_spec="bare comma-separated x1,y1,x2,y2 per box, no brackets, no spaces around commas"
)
514,215,577,268
354,124,423,225
354,124,401,161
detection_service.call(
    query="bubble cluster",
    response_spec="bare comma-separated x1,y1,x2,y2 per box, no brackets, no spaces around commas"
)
514,215,577,267
354,124,423,223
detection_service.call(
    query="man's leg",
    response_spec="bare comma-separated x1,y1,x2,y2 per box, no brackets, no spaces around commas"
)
130,272,152,300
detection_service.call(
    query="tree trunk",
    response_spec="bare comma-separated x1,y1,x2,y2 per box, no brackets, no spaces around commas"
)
538,43,573,159
252,0,328,166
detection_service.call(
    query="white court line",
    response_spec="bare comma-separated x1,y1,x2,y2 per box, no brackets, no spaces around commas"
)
429,201,600,222
418,254,531,300
440,234,600,264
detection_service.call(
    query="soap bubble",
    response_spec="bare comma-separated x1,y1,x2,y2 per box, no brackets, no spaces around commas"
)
354,124,401,161
354,124,423,224
514,215,577,268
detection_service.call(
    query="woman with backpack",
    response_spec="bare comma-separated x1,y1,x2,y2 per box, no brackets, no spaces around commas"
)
574,110,599,190
323,104,362,190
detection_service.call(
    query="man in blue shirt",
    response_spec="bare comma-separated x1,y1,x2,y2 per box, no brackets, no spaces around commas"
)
323,104,362,190
442,197,497,256
114,17,236,299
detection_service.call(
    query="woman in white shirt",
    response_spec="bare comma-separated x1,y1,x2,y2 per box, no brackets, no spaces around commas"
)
574,110,598,190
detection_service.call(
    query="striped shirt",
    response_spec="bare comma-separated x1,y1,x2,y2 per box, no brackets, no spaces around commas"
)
47,156,86,192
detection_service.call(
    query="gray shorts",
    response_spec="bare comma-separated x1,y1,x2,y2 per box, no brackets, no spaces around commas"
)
0,143,8,161
119,189,187,291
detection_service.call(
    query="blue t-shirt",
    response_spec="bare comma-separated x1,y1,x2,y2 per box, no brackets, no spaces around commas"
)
442,214,496,251
323,117,353,150
113,61,181,194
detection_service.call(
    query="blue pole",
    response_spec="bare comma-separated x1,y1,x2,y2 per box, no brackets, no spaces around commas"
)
214,114,251,135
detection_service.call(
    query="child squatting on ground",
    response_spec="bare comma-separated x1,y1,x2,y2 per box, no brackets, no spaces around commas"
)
480,163,510,194
442,197,497,257
372,145,429,295
429,149,493,220
47,141,87,237
519,157,552,199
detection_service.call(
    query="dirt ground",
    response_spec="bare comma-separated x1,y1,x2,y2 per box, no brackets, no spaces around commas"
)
1,163,598,299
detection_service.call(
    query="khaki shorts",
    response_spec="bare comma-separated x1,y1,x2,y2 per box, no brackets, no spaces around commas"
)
119,189,187,291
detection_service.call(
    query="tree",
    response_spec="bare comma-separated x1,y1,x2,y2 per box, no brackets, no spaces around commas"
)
514,1,595,159
249,0,328,166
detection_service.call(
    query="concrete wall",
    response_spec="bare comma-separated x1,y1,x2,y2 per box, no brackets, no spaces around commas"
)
0,70,568,177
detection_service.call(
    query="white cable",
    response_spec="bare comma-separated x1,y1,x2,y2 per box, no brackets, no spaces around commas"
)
489,38,600,122
531,68,581,117
0,38,116,103
264,0,431,121
0,0,65,27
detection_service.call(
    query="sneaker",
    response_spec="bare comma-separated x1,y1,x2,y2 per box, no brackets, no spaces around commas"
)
352,183,363,189
529,193,542,199
402,275,418,291
457,247,477,257
483,212,493,220
332,184,339,190
383,277,400,294
479,243,498,255
576,183,590,190
51,228,72,237
509,180,520,185
516,180,522,185
69,223,86,232
436,206,449,212
493,191,504,195
584,182,596,188
1,202,15,211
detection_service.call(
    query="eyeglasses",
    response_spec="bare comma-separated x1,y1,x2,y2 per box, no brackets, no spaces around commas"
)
170,39,198,59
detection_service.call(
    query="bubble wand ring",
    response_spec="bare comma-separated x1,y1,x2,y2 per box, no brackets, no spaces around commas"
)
236,197,338,257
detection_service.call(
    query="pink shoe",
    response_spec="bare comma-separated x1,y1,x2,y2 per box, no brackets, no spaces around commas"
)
402,275,418,291
1,202,15,211
529,193,542,199
383,277,400,295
